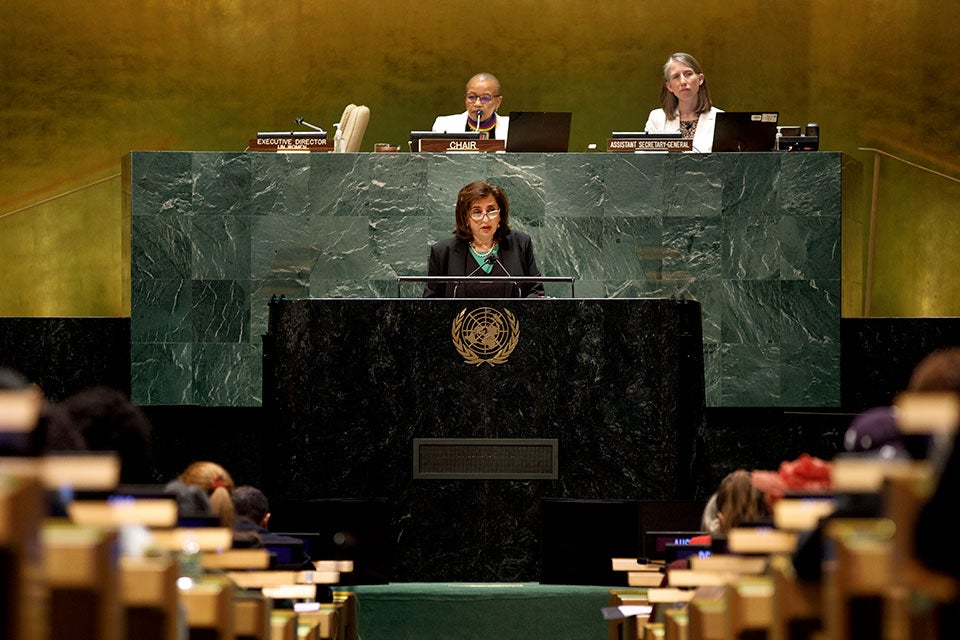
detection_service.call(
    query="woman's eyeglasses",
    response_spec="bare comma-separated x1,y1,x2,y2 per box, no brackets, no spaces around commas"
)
465,93,499,105
469,209,500,221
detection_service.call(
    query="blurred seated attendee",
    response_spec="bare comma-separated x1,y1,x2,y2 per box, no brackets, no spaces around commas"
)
915,408,960,587
749,453,832,509
690,469,773,547
0,366,59,456
165,460,236,527
792,348,960,583
699,492,719,539
233,485,313,569
45,385,155,484
651,469,771,623
901,346,960,466
432,72,509,141
913,349,960,573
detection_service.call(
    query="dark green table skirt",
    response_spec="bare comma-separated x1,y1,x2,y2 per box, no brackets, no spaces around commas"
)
352,582,616,640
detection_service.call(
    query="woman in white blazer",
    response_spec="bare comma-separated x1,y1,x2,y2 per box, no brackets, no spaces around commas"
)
432,72,510,141
644,53,722,152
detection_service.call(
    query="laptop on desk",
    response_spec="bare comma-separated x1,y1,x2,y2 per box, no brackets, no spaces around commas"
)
711,111,779,152
506,111,572,152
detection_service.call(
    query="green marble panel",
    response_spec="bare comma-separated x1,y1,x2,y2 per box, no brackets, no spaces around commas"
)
310,215,389,281
306,154,375,217
190,215,252,280
484,157,547,228
192,153,252,216
779,215,841,281
538,216,606,282
722,214,782,280
663,216,723,282
778,152,843,217
130,278,192,343
250,215,316,280
192,342,262,407
542,154,605,218
131,152,193,216
601,216,664,282
311,278,398,300
130,342,192,405
718,153,783,219
720,343,782,407
680,280,724,345
249,153,312,216
601,154,668,218
663,154,724,217
720,280,783,345
191,279,250,343
127,151,850,407
781,279,841,345
779,342,841,406
359,153,429,217
372,214,432,278
131,214,193,279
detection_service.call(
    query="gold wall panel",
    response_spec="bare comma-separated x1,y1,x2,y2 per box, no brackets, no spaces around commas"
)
2,0,959,317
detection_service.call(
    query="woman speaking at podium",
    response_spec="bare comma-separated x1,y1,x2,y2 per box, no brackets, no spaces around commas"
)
423,181,544,298
644,52,722,152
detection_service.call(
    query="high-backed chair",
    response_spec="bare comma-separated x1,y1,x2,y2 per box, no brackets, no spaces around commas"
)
334,104,370,152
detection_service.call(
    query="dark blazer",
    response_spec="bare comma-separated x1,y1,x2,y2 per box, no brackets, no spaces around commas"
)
423,231,545,298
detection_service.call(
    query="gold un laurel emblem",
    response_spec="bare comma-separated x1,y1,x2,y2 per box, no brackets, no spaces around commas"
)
451,307,519,366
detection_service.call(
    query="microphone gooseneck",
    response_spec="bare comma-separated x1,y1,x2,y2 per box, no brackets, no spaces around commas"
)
453,253,493,298
493,255,521,297
295,117,327,135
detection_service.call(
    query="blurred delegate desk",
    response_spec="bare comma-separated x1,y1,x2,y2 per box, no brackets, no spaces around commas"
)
262,297,705,583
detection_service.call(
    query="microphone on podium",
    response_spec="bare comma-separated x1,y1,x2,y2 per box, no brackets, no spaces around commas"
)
452,254,498,298
295,117,326,135
492,255,521,297
475,109,483,135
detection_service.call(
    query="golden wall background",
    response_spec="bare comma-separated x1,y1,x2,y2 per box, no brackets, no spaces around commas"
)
2,0,958,318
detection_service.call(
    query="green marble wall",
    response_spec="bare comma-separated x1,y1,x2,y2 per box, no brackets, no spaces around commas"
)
128,151,852,408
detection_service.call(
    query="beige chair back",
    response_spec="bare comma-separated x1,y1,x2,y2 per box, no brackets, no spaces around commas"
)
336,104,370,152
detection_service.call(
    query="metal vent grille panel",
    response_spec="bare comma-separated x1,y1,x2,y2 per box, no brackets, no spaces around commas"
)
413,438,558,479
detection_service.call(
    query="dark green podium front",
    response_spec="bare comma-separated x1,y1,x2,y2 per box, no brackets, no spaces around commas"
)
263,297,704,582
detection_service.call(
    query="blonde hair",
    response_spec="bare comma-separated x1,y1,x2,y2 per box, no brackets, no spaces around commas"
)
178,461,236,527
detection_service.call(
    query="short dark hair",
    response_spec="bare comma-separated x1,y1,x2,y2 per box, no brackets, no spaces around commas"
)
233,485,270,523
452,180,511,242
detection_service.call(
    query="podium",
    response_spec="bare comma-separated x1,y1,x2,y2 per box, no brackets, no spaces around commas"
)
262,297,706,581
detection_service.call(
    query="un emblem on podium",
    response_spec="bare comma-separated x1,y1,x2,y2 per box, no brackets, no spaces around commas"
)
451,307,520,366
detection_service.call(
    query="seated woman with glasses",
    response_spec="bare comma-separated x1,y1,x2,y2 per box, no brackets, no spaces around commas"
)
423,180,544,298
432,72,509,141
